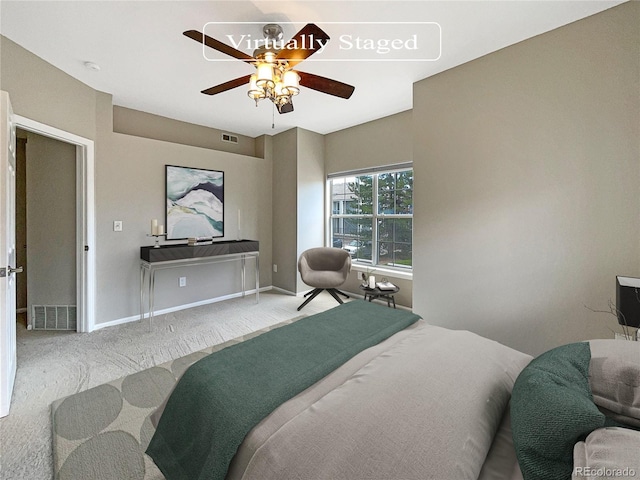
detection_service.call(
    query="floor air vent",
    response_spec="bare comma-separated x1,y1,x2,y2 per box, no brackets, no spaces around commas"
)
31,305,77,331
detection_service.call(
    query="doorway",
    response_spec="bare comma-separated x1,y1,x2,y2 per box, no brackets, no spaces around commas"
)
16,130,77,330
13,115,95,333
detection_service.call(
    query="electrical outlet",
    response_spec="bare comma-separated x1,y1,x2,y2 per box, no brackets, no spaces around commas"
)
113,220,123,232
273,264,277,273
179,277,186,287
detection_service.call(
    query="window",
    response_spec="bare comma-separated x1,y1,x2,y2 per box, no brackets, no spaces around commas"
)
329,166,413,269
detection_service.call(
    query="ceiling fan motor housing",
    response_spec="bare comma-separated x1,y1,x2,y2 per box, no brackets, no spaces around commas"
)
262,24,284,42
253,24,285,60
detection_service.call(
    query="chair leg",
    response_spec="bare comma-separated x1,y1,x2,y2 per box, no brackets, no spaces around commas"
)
297,288,323,311
334,289,350,299
327,289,345,305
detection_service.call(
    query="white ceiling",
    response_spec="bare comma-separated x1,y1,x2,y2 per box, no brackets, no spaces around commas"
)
0,1,624,138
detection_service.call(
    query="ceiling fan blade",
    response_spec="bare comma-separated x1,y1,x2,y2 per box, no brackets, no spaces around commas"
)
201,75,252,96
184,30,254,63
275,23,330,67
297,71,355,99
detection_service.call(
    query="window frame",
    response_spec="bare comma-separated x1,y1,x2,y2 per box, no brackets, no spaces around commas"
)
327,164,413,272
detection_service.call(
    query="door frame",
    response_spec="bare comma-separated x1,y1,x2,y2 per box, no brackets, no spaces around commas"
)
14,115,95,332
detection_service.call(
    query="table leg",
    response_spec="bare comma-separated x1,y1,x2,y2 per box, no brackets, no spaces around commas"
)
149,269,155,331
241,255,246,298
255,254,259,303
139,265,145,322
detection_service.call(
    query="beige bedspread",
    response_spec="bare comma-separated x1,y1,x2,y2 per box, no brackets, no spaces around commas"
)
227,320,532,480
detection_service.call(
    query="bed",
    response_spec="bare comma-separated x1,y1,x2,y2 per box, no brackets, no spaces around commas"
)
146,300,533,480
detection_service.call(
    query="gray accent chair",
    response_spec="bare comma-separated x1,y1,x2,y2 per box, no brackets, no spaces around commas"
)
297,247,352,311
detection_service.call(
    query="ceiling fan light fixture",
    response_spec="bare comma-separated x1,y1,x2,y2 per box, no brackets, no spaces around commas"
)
256,62,275,89
282,70,300,96
274,81,290,102
248,74,265,104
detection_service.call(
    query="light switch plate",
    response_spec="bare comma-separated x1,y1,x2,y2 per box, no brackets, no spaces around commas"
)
113,220,123,232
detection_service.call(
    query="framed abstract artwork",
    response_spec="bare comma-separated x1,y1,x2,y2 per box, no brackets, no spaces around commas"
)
165,165,224,240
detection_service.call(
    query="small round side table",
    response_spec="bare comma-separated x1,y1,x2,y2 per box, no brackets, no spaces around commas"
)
359,284,400,308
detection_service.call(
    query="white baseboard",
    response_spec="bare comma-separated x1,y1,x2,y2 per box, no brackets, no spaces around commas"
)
270,286,297,296
93,286,273,331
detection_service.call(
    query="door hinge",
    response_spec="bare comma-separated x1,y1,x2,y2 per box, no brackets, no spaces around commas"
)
84,245,89,252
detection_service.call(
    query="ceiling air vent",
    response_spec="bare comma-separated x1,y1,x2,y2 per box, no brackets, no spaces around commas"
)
222,133,239,144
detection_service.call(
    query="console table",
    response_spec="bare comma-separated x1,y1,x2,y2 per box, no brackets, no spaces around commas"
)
140,240,259,327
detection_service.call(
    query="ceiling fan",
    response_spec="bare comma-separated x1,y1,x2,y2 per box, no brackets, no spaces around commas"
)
184,23,355,114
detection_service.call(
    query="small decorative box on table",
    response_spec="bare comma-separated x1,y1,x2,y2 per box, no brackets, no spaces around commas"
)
140,240,259,327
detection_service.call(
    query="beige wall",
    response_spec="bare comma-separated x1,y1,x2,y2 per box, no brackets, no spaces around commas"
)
94,94,272,324
412,2,640,355
0,36,96,140
271,128,298,293
325,110,412,175
25,132,76,308
269,128,325,294
2,36,273,327
95,131,272,322
113,106,256,158
270,127,326,295
296,128,325,293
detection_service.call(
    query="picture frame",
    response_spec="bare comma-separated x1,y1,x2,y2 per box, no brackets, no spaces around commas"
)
165,165,224,240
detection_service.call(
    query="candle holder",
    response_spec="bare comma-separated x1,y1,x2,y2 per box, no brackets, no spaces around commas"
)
147,234,167,248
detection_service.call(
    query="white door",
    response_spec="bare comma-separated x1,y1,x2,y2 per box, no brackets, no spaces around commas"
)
0,91,19,418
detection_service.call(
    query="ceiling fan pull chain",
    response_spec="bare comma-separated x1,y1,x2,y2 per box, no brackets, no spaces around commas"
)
272,103,275,129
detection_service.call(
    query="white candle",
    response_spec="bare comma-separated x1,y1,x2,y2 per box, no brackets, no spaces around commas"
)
151,219,158,235
157,225,164,235
368,275,376,289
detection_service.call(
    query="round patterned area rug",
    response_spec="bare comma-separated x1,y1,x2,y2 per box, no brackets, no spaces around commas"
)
51,316,303,480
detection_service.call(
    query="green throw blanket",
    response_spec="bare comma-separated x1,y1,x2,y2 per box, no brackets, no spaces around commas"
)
146,300,421,480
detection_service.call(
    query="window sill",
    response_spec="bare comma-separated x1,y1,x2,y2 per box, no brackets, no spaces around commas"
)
351,262,413,281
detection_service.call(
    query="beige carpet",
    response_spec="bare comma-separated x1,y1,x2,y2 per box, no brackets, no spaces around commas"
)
51,315,306,480
0,290,345,480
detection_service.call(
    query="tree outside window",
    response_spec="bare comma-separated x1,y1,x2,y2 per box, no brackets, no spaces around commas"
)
329,168,412,269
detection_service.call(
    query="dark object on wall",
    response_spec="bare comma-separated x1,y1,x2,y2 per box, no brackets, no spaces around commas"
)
166,165,224,240
616,276,640,328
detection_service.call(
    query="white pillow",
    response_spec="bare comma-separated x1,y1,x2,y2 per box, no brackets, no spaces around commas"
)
573,427,640,479
589,339,640,427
